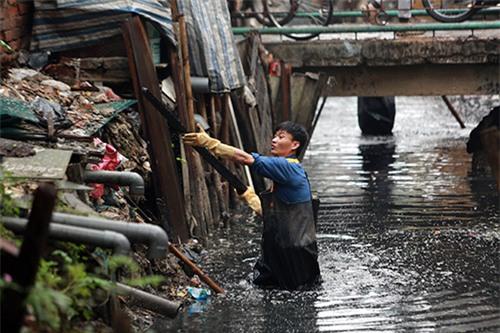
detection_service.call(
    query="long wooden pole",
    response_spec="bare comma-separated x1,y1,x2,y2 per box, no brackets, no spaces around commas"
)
170,0,196,131
226,93,254,189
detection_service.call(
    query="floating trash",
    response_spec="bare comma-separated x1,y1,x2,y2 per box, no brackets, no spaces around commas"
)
187,287,211,301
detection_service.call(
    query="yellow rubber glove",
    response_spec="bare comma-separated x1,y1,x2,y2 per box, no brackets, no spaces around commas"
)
239,187,262,216
183,125,236,159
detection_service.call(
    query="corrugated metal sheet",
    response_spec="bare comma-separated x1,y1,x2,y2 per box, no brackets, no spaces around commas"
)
31,0,175,51
31,0,245,93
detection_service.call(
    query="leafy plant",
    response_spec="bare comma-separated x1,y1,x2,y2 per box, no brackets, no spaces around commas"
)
107,255,164,288
0,170,20,217
21,255,111,331
7,250,164,332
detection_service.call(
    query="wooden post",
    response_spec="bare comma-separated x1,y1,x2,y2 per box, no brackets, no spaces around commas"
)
170,0,196,131
170,1,213,239
168,46,194,236
1,183,57,333
280,61,292,122
122,17,189,241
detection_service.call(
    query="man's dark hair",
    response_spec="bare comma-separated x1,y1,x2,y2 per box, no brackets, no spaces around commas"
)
274,121,309,156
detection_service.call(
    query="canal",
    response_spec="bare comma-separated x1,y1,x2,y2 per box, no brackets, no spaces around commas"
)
156,96,499,332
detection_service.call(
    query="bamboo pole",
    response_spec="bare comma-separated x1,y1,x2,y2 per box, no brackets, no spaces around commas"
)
170,0,213,239
226,93,254,189
170,0,196,131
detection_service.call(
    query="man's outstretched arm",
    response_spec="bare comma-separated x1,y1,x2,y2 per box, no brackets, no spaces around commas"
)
183,126,261,215
183,125,254,165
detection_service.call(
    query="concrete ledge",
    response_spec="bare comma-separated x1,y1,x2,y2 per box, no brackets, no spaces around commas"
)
264,37,499,68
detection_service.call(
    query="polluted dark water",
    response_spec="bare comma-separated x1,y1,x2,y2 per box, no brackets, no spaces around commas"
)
156,97,499,332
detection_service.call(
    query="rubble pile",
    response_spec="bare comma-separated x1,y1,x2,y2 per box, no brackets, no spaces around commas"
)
1,68,134,138
0,65,207,331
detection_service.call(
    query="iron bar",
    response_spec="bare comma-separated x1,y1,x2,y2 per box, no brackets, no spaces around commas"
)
442,96,466,129
233,20,500,35
232,8,500,19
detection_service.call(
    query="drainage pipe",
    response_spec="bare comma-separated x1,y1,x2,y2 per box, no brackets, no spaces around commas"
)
1,217,131,256
51,212,168,259
116,282,181,318
83,170,145,198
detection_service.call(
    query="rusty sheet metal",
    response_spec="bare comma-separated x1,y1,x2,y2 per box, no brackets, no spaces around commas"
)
1,148,72,180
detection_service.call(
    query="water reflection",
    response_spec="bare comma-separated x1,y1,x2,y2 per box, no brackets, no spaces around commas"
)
358,139,396,231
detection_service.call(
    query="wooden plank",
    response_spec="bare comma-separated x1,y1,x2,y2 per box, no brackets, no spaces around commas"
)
280,61,292,123
122,17,188,241
166,46,194,236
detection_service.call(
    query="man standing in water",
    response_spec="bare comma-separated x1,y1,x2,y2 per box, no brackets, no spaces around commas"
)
183,121,320,290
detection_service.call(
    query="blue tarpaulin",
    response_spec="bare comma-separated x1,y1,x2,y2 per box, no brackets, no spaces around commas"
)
31,0,245,93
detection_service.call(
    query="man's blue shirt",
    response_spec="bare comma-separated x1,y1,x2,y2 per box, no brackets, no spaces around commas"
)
250,153,311,204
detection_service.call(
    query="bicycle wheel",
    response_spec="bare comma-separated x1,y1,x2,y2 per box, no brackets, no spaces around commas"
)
269,0,334,40
422,0,480,22
251,0,299,27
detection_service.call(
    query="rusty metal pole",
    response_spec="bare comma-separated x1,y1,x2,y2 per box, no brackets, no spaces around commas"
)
441,96,466,129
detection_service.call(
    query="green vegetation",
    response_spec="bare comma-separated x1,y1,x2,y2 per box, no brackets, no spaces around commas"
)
0,170,20,217
0,168,165,331
1,246,164,332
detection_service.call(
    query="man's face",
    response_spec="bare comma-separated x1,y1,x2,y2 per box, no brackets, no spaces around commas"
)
271,130,300,157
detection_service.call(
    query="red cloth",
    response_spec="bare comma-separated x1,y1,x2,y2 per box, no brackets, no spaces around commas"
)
89,138,125,200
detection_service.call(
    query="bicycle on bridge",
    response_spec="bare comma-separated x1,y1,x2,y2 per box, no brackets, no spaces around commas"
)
229,0,500,40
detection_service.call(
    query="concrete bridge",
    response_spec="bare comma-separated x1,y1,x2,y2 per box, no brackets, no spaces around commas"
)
262,32,499,96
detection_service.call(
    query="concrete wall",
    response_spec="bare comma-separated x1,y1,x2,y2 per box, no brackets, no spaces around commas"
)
0,0,34,61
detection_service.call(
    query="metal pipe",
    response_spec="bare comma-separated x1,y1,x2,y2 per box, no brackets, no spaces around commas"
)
51,213,168,259
233,7,500,19
232,20,500,35
1,217,131,255
115,283,181,318
191,76,210,94
297,8,500,18
83,170,145,198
